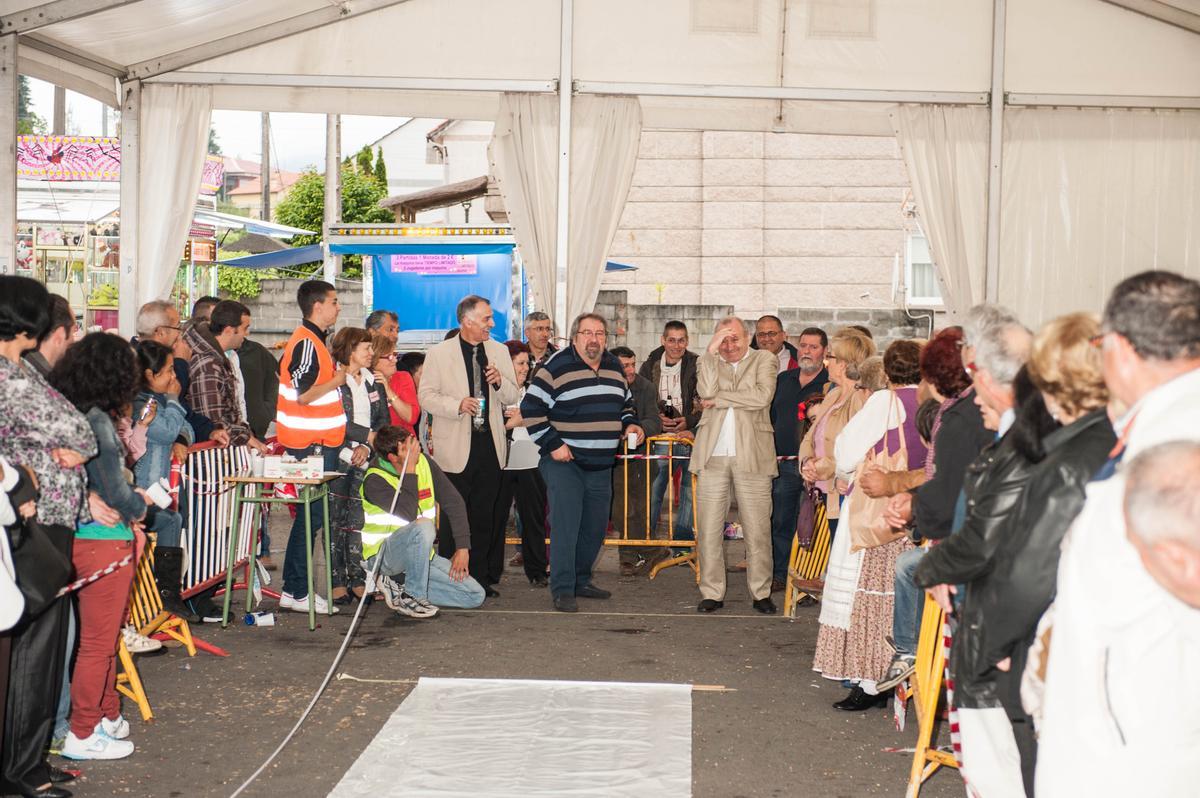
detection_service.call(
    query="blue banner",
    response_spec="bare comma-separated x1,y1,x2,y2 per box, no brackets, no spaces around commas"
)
368,246,514,340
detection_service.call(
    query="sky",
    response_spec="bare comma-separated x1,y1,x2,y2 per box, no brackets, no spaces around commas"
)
25,77,405,173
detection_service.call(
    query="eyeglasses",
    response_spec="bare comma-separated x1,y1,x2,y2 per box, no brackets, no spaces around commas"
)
757,331,782,338
576,330,607,339
160,325,183,332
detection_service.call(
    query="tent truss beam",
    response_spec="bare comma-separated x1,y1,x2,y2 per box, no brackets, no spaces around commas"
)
19,32,125,77
574,81,989,105
145,71,557,94
124,0,417,81
1099,0,1200,35
0,0,140,35
1007,92,1200,109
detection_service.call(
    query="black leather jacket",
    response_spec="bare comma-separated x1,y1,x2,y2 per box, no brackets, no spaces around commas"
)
973,409,1116,717
913,430,1036,709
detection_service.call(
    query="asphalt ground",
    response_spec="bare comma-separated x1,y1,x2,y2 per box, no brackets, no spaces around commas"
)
55,517,964,798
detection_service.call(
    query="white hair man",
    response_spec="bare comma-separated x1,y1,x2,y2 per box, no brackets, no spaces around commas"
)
688,316,779,614
1037,271,1200,798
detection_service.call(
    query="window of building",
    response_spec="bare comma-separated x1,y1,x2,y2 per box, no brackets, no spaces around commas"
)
906,233,944,307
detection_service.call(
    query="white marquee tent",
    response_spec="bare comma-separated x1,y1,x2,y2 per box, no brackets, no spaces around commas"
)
2,0,1198,334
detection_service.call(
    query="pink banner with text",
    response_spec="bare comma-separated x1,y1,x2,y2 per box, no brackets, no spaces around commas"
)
390,254,478,275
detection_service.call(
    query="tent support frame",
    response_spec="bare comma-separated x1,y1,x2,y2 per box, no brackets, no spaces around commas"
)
553,0,572,327
984,0,1007,303
0,34,16,276
323,113,341,283
118,78,139,336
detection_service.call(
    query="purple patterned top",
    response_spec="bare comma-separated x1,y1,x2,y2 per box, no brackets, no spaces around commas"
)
0,357,97,527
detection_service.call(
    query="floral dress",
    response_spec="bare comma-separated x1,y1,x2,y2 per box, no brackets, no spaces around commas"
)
0,357,96,528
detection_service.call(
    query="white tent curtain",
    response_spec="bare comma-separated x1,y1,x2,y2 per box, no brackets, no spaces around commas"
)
566,95,642,321
999,108,1200,326
489,93,559,316
891,105,990,318
139,84,213,303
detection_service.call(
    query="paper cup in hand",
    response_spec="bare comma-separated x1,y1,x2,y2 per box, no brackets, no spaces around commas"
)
145,481,172,509
626,431,638,450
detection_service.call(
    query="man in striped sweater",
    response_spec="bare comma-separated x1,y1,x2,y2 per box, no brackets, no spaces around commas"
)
520,313,645,612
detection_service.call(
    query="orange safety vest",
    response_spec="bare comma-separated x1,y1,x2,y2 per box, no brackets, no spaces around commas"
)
275,325,347,449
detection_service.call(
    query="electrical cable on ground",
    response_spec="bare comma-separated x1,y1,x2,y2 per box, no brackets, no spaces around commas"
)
228,447,411,798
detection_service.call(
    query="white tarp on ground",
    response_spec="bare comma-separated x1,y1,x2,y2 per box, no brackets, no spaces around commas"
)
329,677,693,797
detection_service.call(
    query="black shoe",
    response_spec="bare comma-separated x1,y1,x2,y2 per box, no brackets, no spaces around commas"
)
696,599,724,613
553,594,578,613
47,767,78,785
21,787,72,798
752,597,777,615
832,686,863,709
528,575,548,588
834,687,890,711
154,546,201,623
484,586,500,598
575,583,611,599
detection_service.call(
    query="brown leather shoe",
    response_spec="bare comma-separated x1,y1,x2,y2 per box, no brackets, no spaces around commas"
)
770,578,786,593
259,555,278,572
727,559,748,573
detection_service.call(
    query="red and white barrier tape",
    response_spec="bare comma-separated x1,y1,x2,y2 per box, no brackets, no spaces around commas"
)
55,553,134,597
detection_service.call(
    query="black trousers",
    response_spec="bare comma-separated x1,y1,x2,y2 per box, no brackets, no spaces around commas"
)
444,430,503,586
495,468,549,582
2,523,72,795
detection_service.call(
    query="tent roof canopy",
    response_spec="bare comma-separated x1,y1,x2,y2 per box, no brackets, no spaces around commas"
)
7,0,1197,134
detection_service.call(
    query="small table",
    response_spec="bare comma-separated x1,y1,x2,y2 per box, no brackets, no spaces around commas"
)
220,473,342,631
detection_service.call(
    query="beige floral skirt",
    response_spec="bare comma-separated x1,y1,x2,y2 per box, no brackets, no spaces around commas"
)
812,535,912,686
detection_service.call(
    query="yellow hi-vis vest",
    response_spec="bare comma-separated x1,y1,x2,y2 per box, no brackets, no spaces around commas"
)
358,456,437,560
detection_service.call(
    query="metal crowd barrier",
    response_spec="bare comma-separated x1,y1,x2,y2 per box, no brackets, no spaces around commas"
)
178,442,258,598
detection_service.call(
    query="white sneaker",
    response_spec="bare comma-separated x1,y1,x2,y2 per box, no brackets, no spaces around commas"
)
122,625,163,654
394,591,438,619
278,592,339,614
412,596,440,617
61,730,134,760
377,575,405,611
98,715,130,740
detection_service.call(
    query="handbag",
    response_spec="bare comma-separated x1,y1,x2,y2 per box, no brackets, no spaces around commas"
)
794,484,824,550
8,517,73,618
848,392,910,553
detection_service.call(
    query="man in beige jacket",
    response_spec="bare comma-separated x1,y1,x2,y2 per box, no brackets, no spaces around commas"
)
689,316,779,614
418,295,519,595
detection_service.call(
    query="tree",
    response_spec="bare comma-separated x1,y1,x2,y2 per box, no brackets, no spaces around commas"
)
17,76,47,135
208,125,222,155
274,167,393,278
355,145,374,179
374,147,388,191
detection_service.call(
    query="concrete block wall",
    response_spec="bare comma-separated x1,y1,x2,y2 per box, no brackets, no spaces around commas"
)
594,289,734,364
605,130,917,320
777,307,933,346
241,278,365,348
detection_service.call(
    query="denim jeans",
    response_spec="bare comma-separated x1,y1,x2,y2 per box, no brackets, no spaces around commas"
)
282,445,341,598
893,546,926,657
540,458,612,598
648,444,693,541
367,517,485,609
147,506,182,548
770,460,802,581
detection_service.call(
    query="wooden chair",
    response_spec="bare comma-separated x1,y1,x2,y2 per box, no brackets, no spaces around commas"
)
783,502,832,616
905,593,960,797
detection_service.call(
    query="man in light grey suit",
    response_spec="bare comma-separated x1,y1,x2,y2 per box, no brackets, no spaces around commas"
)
418,296,519,595
689,316,779,614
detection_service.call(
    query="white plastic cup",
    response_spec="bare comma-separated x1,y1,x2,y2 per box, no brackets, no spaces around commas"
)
144,481,171,509
249,450,266,477
626,431,638,450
